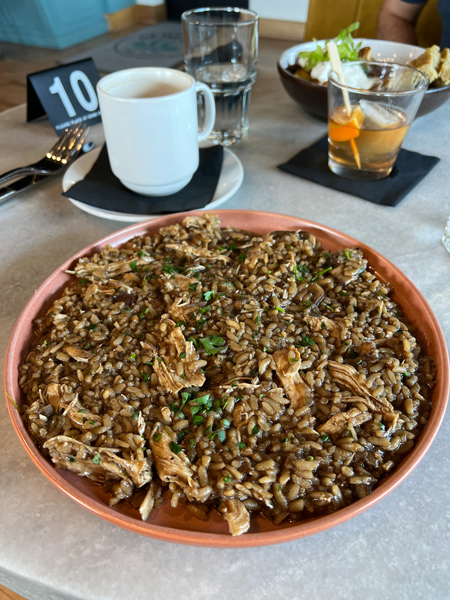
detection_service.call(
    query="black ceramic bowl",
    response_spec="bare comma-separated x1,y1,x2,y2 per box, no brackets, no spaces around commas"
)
278,38,450,121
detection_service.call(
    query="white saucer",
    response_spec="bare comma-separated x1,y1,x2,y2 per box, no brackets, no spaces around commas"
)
62,147,244,222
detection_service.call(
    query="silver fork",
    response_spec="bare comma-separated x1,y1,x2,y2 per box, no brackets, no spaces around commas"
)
0,123,90,188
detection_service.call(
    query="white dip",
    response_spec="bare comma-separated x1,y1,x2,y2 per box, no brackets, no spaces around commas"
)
298,58,374,89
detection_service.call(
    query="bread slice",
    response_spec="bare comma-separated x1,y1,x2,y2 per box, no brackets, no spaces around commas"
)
411,45,441,83
358,46,372,61
436,47,450,86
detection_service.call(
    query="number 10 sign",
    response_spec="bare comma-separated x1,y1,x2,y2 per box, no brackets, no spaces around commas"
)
27,59,102,132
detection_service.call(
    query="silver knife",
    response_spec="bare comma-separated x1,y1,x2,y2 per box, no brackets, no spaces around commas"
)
0,141,95,205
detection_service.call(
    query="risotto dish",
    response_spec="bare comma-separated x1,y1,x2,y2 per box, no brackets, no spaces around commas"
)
18,214,435,535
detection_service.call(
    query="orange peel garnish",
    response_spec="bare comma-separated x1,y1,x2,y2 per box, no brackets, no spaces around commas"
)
329,106,364,143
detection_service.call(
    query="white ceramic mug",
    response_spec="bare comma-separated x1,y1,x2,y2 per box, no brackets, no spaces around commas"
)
97,67,216,196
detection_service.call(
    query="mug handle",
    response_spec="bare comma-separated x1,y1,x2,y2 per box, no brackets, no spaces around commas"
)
195,82,216,142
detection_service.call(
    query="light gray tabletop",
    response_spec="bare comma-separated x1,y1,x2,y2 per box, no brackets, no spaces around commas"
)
1,39,449,600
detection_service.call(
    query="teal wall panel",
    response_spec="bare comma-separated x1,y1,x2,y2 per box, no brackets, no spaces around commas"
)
0,0,120,49
103,0,135,12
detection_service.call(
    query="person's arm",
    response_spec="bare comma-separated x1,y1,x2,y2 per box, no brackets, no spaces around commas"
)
377,0,426,44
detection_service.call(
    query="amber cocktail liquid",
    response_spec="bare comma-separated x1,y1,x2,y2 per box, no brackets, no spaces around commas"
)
327,62,428,182
329,103,410,181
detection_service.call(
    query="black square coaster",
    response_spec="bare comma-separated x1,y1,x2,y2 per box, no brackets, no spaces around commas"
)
63,144,224,215
277,137,439,206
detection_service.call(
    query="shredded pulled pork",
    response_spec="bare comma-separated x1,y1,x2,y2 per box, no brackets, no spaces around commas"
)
19,216,434,536
273,347,311,409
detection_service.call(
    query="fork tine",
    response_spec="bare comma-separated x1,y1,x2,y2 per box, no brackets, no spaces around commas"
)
60,124,90,165
46,128,72,160
50,123,86,163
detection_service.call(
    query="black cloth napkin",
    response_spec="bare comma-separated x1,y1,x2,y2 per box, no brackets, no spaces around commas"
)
277,137,440,207
62,144,224,215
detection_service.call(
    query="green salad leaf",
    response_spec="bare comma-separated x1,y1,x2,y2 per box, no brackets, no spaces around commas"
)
298,22,362,72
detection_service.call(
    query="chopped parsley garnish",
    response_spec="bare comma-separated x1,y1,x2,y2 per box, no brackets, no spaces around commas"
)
191,394,213,414
188,283,198,292
300,335,315,347
92,454,100,464
321,434,330,442
139,307,149,320
132,411,139,419
162,264,176,274
217,430,226,443
222,419,231,428
289,357,298,363
129,260,138,272
238,253,247,263
189,439,196,448
292,265,304,282
251,425,260,436
141,372,150,383
378,421,386,431
129,353,136,360
403,371,411,378
153,433,162,442
237,442,246,449
275,307,285,313
177,430,188,442
179,352,186,359
311,266,332,282
188,337,199,348
192,415,204,425
199,334,227,355
6,393,19,412
223,475,232,483
169,441,182,455
378,291,388,299
67,456,75,462
203,290,215,301
86,324,97,330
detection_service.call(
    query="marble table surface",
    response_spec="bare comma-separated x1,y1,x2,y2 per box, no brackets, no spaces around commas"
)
0,38,449,600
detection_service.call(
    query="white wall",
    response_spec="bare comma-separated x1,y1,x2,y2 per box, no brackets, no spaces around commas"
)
250,0,309,22
136,0,310,21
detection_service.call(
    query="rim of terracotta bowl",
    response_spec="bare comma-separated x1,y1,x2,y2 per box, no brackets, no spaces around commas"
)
5,209,449,548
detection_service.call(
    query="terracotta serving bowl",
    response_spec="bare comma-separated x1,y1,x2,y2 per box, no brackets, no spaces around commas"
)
278,38,450,121
5,210,449,547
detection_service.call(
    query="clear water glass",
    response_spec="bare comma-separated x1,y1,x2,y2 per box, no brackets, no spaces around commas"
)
442,216,450,252
182,7,258,146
